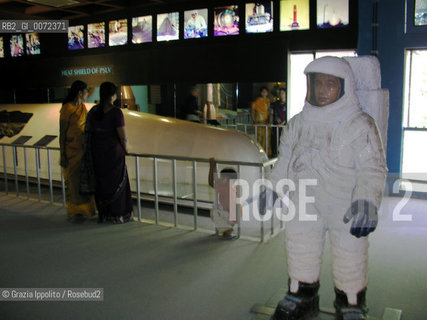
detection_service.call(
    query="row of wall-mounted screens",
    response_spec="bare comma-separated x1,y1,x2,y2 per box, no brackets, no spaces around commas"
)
2,1,427,58
0,0,349,57
66,0,349,49
0,33,40,58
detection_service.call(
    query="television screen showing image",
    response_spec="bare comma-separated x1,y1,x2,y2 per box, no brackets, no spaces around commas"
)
214,5,239,36
415,0,427,26
184,9,208,39
88,22,105,48
109,19,128,46
280,0,310,31
68,25,84,50
132,15,152,43
157,12,179,41
246,2,273,33
316,0,349,28
25,32,40,55
10,34,24,57
0,37,4,58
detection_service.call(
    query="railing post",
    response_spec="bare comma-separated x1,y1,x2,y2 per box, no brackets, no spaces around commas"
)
280,195,284,230
192,160,198,230
2,145,8,195
47,149,53,204
24,147,29,200
265,125,269,157
35,148,41,202
12,145,18,197
271,191,275,237
214,161,219,236
135,156,141,222
236,164,241,239
172,159,178,227
153,157,159,224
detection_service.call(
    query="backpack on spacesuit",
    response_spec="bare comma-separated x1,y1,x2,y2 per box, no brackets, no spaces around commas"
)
344,56,389,152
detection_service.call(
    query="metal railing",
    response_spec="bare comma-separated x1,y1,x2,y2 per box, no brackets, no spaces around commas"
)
1,144,63,204
0,142,280,242
217,111,252,127
222,123,285,157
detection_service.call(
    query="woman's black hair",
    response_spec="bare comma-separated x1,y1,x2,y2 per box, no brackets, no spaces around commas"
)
220,168,238,180
63,80,87,105
260,86,269,94
93,81,118,120
99,81,118,105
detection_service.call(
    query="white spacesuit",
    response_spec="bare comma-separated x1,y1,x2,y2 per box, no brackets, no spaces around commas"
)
268,56,387,320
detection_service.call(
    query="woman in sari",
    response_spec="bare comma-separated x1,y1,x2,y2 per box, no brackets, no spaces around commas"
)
59,80,96,222
251,86,272,157
85,82,133,224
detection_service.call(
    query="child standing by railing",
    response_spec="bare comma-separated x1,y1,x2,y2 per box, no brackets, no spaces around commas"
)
208,158,239,240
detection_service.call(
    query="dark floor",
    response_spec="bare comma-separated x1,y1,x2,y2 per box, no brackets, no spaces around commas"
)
0,194,426,320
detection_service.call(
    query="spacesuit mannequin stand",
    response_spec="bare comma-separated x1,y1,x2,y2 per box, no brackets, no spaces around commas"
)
264,57,387,320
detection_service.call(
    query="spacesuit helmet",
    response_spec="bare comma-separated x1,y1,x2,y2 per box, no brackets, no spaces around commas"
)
306,72,345,107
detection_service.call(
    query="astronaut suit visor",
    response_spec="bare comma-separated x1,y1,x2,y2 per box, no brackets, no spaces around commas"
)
306,72,345,107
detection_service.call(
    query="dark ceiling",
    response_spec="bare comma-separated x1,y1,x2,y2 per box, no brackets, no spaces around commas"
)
0,0,190,20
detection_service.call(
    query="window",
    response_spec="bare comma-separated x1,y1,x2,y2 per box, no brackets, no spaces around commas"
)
402,49,427,185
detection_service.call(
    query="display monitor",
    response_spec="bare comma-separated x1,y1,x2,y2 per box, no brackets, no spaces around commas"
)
0,37,4,58
214,5,239,36
157,12,179,41
184,9,208,39
316,0,349,28
109,19,128,46
245,2,273,33
88,22,105,48
68,25,84,50
10,34,24,57
132,15,152,43
415,0,427,26
280,0,310,31
25,32,40,55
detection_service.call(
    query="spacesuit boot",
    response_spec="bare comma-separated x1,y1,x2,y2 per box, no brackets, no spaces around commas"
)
334,288,368,320
271,281,319,320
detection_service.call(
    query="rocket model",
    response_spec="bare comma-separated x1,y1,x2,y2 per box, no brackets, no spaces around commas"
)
291,5,300,28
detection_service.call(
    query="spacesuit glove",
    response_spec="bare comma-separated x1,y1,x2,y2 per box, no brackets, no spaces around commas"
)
343,200,378,238
258,186,278,216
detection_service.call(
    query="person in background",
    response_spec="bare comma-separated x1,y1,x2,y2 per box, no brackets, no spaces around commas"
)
208,158,238,240
59,80,96,223
84,82,133,224
184,86,201,122
251,86,271,156
270,87,287,157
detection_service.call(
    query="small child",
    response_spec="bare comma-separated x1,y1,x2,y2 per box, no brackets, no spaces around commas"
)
208,158,238,239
